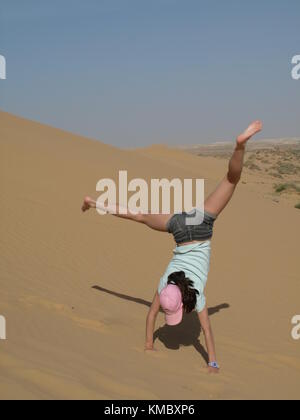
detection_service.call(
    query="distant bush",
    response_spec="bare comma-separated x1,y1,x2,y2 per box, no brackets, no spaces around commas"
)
275,184,288,193
270,172,283,179
274,183,300,193
277,163,298,175
295,202,300,209
245,161,261,171
291,150,300,158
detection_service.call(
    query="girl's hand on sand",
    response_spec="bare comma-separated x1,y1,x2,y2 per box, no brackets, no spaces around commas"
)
207,366,220,374
144,344,157,352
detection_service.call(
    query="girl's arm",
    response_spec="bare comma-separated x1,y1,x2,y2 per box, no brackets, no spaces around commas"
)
145,293,161,350
198,308,219,373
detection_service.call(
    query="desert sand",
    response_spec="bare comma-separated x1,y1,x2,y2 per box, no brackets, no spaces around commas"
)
0,110,299,400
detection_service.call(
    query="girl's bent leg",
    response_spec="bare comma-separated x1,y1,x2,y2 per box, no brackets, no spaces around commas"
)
82,197,172,232
140,213,173,232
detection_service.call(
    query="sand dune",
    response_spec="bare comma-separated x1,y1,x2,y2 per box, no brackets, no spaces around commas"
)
0,110,299,400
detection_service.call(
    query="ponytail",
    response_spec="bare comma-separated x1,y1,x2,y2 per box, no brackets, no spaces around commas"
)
167,271,199,313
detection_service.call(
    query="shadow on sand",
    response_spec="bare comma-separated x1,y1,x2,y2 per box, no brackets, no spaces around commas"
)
92,285,229,363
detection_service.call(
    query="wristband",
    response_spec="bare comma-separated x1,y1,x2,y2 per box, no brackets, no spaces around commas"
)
208,362,220,369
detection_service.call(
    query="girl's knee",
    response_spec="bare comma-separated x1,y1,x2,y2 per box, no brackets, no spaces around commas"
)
227,172,241,185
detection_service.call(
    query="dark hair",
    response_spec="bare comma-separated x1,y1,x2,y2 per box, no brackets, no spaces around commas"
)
167,271,199,313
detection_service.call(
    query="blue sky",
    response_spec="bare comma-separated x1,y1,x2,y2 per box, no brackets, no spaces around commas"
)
0,0,299,146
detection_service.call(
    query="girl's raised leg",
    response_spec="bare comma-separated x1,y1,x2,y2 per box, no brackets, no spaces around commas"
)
204,121,262,217
82,120,262,226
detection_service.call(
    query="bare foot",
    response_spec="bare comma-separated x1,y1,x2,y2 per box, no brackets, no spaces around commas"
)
81,196,93,212
237,120,263,146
